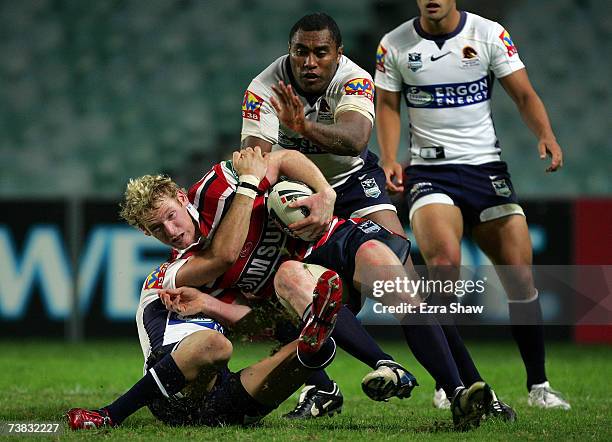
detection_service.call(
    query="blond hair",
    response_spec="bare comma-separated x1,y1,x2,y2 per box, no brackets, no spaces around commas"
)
120,174,182,231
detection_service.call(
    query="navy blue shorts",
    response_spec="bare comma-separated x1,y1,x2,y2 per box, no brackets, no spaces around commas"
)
306,219,411,312
333,151,396,219
404,161,524,228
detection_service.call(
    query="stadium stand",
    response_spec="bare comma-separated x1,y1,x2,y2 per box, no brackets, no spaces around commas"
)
0,0,609,196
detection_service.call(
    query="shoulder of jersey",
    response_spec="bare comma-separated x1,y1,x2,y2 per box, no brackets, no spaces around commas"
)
252,55,288,86
332,55,373,85
463,11,503,34
382,18,419,48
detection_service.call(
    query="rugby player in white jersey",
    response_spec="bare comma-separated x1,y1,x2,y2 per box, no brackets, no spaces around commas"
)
375,0,569,411
240,12,412,419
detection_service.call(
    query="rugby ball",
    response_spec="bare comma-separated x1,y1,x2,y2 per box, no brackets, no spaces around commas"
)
267,180,313,239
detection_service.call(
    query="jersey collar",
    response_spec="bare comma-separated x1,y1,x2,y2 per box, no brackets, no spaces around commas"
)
414,10,467,49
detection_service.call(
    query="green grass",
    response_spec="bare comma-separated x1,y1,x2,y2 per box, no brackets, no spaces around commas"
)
1,339,610,441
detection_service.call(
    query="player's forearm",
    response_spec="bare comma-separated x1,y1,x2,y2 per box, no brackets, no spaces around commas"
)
516,93,557,142
176,194,255,287
208,193,255,266
201,296,251,326
376,90,403,163
275,150,335,198
301,119,368,156
377,109,402,164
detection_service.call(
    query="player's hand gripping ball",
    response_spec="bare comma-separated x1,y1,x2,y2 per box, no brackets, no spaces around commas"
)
266,180,313,240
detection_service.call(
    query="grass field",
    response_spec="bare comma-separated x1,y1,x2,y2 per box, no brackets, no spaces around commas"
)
1,339,610,441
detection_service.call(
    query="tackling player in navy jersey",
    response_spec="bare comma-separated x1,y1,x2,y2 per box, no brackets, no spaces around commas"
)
375,0,569,411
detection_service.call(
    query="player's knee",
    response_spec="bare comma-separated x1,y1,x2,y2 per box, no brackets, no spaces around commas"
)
190,331,233,368
505,269,535,300
356,240,392,265
274,261,304,301
427,250,461,268
204,333,233,366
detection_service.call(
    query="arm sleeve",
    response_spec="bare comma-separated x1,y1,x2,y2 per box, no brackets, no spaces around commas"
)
187,161,238,239
489,23,525,78
374,35,403,92
335,76,375,125
240,79,280,144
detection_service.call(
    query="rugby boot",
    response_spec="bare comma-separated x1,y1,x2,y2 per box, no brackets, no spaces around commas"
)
298,270,342,354
528,381,571,410
283,382,343,419
361,360,418,401
451,381,493,431
486,389,517,422
66,408,114,430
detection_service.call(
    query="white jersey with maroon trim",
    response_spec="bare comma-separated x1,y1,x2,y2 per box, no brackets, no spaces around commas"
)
241,55,375,187
374,11,525,165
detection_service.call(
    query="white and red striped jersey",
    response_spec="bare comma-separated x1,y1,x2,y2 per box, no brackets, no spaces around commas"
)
140,161,310,305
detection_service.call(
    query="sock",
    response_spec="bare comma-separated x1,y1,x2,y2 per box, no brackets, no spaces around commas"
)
508,295,547,390
297,338,336,369
441,324,482,385
330,306,394,368
104,353,186,425
430,294,482,386
401,317,463,398
304,370,334,391
274,317,334,390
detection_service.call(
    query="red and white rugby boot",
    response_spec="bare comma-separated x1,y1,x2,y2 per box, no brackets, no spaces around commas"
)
298,270,343,354
66,408,114,430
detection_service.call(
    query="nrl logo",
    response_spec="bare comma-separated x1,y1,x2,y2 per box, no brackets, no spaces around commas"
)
408,52,423,72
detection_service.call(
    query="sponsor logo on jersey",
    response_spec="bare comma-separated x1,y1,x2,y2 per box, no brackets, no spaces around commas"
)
461,46,480,68
344,78,374,102
168,312,225,334
491,179,512,197
278,131,325,154
430,51,451,62
236,218,288,293
375,44,387,72
144,263,169,289
463,46,478,59
240,241,254,258
409,182,433,201
499,29,518,57
360,177,381,198
403,75,491,108
317,98,333,123
408,52,423,72
357,220,382,234
242,90,264,120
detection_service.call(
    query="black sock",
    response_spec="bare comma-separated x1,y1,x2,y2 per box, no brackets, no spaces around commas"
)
297,338,336,369
330,306,393,368
104,353,186,425
304,370,334,391
440,324,482,385
274,318,334,390
429,294,482,387
401,319,462,398
508,296,547,390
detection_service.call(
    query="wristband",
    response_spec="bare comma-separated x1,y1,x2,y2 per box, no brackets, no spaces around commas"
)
238,181,260,193
239,174,260,187
236,186,257,199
